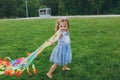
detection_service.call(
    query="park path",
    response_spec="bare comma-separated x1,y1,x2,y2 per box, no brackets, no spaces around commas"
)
51,15,120,18
1,15,120,20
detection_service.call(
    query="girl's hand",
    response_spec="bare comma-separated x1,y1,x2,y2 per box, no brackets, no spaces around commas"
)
50,40,54,45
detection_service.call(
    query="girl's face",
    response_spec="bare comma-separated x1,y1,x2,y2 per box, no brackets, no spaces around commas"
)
59,21,68,32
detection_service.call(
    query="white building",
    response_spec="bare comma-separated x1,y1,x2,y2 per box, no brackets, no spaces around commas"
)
38,8,51,18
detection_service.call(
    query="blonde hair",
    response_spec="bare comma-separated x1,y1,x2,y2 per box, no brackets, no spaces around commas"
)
55,18,69,32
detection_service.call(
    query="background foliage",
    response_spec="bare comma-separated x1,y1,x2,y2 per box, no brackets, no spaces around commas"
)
0,0,120,18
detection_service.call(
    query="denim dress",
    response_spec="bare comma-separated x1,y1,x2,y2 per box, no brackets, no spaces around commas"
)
50,31,72,65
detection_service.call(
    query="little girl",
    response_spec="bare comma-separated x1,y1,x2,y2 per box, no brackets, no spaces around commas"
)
47,18,72,78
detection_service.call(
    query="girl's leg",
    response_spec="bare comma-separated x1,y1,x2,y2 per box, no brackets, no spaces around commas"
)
62,64,71,71
47,64,57,78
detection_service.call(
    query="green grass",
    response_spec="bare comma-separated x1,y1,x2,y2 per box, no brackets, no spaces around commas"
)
0,17,120,80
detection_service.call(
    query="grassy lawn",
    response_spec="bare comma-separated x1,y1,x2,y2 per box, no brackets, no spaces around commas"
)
0,17,120,80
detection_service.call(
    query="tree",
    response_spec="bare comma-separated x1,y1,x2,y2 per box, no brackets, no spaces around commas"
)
26,0,46,17
41,0,59,15
110,0,120,14
16,0,26,17
0,0,5,18
58,0,65,15
88,0,105,14
0,0,17,18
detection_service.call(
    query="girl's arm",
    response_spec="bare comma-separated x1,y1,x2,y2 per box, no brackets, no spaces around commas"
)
50,32,61,45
